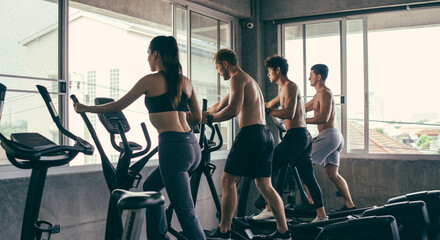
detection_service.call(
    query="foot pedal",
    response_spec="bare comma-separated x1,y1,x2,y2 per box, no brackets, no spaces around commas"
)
34,220,60,240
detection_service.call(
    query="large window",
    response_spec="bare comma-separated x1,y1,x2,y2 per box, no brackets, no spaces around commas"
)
366,9,440,155
0,0,63,166
281,7,440,157
0,0,234,167
68,1,173,165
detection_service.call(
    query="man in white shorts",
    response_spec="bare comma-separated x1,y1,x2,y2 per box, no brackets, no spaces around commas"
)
305,64,355,215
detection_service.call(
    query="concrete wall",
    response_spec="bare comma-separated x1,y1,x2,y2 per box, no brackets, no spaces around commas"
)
2,156,440,239
0,159,225,240
260,0,440,21
188,0,251,18
314,158,440,210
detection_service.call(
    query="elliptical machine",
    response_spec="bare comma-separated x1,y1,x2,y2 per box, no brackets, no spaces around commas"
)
226,116,317,239
253,116,316,222
0,84,94,240
166,99,224,239
71,95,164,240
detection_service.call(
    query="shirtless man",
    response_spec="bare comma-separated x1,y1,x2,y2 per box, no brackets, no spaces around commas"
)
204,49,290,240
253,55,327,223
305,64,355,211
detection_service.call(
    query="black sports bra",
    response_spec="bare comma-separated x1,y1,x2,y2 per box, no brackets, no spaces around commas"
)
144,92,189,113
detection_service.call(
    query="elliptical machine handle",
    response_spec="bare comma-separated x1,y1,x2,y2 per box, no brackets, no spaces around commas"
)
199,99,208,147
131,122,152,158
37,85,59,121
0,83,6,121
202,98,208,112
70,94,106,156
70,94,79,103
209,124,223,152
37,85,78,140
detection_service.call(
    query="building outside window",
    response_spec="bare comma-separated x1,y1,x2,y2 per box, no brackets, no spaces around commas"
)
109,68,119,99
0,0,61,166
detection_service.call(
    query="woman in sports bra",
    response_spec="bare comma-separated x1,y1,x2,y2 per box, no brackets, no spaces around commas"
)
74,36,205,239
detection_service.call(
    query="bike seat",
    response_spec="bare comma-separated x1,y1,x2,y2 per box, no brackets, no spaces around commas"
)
11,133,69,159
1,132,93,169
111,189,165,210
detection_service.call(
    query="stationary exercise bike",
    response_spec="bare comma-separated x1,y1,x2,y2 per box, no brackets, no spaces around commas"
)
71,94,164,240
0,84,94,240
0,84,164,240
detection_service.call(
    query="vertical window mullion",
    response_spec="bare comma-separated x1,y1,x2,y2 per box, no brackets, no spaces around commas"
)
302,24,307,102
363,17,370,154
60,0,68,145
217,20,221,98
172,4,177,38
340,19,348,153
187,9,191,80
278,24,282,56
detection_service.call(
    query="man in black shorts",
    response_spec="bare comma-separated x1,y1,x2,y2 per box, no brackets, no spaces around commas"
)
254,55,327,224
203,49,290,239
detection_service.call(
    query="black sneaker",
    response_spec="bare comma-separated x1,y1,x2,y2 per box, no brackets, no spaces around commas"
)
205,227,231,240
254,230,291,240
338,205,356,212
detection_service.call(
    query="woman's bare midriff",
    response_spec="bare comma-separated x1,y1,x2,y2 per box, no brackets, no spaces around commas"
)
149,111,191,133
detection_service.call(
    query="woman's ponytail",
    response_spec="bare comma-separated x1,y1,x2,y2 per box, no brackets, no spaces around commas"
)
149,36,183,108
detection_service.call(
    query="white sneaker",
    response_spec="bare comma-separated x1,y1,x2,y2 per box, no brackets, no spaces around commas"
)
252,208,274,220
311,215,329,223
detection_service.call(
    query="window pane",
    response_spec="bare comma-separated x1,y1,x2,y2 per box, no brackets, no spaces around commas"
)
220,21,231,49
368,10,440,155
190,12,231,150
305,21,341,98
68,2,172,165
219,21,231,97
0,90,60,165
0,0,58,79
284,25,305,97
346,19,365,153
305,21,342,137
219,21,232,150
190,12,218,102
177,7,188,76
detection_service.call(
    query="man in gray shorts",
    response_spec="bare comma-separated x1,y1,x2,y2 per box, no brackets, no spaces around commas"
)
305,64,356,212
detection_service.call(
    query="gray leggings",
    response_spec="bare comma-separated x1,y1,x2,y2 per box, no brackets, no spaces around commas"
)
142,131,205,240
